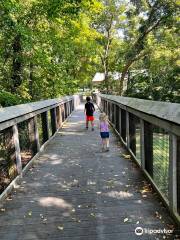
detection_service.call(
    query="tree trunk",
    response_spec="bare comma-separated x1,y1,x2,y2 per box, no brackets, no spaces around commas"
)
11,34,22,92
29,62,34,99
119,61,134,95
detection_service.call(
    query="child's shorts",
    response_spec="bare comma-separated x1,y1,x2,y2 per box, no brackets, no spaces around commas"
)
100,132,109,138
86,115,94,121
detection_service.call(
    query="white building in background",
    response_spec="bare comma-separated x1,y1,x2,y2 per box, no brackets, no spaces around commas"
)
92,72,128,92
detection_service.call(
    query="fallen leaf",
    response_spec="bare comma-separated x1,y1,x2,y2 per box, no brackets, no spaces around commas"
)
57,225,64,231
28,211,32,216
96,192,102,195
90,213,96,218
123,218,129,222
155,211,162,219
122,154,131,159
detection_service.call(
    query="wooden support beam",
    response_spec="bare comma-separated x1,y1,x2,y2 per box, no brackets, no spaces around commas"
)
129,113,136,155
177,136,180,215
56,106,61,129
118,108,121,135
61,104,65,122
12,125,22,175
144,121,153,177
41,111,49,143
50,108,57,135
140,119,145,169
28,117,40,156
112,104,115,125
64,103,67,119
115,105,119,131
121,109,126,142
126,112,130,149
169,134,178,213
5,127,17,179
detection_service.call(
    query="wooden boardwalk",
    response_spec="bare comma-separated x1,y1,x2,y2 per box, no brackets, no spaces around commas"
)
0,104,179,240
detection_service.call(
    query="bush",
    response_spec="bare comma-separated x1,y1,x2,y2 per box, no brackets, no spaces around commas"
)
0,91,22,107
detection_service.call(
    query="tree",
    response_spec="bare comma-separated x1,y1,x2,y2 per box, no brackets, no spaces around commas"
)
118,0,179,95
93,0,126,92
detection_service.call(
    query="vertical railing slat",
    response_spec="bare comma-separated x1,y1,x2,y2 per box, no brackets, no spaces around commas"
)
144,121,153,177
50,108,57,134
169,134,177,213
13,125,22,175
41,111,49,143
140,119,145,169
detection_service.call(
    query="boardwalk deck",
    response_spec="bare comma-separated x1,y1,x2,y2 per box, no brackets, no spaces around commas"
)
0,104,179,240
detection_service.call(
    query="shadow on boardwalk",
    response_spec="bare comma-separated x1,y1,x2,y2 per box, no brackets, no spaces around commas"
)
0,104,179,240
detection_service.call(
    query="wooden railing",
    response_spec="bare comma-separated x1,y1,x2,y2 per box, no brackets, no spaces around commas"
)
0,95,80,199
93,94,180,224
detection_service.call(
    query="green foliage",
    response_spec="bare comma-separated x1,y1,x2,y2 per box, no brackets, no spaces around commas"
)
0,0,179,104
0,91,22,107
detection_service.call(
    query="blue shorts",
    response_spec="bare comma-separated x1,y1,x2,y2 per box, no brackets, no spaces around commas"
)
100,132,109,139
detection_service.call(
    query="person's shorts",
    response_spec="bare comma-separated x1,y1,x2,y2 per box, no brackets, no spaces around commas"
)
86,115,94,121
100,132,109,139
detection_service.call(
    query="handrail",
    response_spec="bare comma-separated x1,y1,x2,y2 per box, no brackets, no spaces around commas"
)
93,93,180,225
99,94,180,125
0,95,81,200
0,96,78,131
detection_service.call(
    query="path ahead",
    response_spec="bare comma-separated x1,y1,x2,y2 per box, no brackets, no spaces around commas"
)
0,104,178,240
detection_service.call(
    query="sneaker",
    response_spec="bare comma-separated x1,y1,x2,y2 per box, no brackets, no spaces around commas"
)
105,147,110,152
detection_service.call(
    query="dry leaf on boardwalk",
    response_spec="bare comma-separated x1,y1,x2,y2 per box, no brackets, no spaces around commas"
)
57,225,64,231
123,218,129,222
122,154,131,159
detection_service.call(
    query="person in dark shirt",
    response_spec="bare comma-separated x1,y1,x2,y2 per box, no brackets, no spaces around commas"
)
84,96,95,131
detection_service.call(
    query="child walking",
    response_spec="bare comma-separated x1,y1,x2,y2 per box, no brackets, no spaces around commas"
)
99,113,110,152
84,96,95,131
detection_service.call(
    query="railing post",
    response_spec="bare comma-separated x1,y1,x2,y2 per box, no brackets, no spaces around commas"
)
69,101,71,114
113,104,116,127
28,117,40,156
126,111,130,149
177,136,180,215
107,101,109,118
67,101,70,116
70,100,72,113
121,109,126,142
118,107,121,135
64,103,67,119
59,105,63,127
110,102,113,122
169,134,178,213
112,104,114,124
115,105,119,131
61,104,65,122
13,125,22,175
5,127,17,179
140,119,145,169
50,108,57,134
129,113,136,155
41,111,49,143
56,106,61,129
34,116,40,151
104,100,107,114
144,121,153,177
